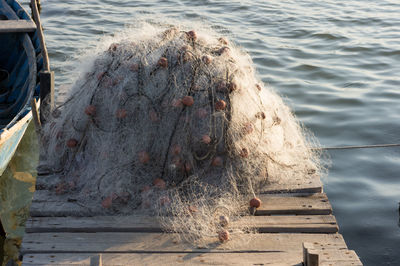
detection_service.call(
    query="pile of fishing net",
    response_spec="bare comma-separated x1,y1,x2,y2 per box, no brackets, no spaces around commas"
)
41,24,321,245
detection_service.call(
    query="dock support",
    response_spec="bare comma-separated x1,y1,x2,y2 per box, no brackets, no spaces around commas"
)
90,254,102,266
39,70,54,124
30,98,41,133
303,242,319,266
0,218,5,237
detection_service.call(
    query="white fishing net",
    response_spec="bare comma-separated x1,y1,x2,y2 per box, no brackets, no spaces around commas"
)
40,23,322,245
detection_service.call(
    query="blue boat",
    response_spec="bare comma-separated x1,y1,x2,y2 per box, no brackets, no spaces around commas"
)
0,0,52,175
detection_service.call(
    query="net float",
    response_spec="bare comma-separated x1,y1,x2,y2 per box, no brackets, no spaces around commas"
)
101,196,113,209
187,30,197,41
243,123,254,134
218,229,230,242
116,109,127,119
67,138,78,148
250,197,262,208
212,156,223,167
84,105,96,116
240,148,249,158
138,151,150,164
202,55,212,65
158,57,168,68
202,135,211,144
215,100,226,111
182,96,194,106
172,144,182,155
153,178,166,189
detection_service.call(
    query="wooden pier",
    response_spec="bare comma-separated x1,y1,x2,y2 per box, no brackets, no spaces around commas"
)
20,173,362,265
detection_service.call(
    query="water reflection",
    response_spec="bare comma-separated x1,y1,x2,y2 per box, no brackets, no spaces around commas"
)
0,122,38,265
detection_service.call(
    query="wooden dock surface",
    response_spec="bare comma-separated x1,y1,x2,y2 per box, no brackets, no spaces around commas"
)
20,173,363,265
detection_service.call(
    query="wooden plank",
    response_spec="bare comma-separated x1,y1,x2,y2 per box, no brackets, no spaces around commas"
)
35,174,61,190
320,261,362,266
0,20,36,33
303,243,363,266
239,215,338,233
262,175,322,194
32,189,67,202
34,173,322,194
25,215,338,234
256,193,332,215
20,233,347,254
30,201,92,217
320,262,362,266
21,252,305,266
30,190,332,217
316,249,362,265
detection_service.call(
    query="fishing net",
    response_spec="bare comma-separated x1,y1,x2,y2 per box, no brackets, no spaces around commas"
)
40,23,322,246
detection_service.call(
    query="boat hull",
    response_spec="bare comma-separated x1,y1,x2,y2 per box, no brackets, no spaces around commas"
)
0,0,43,175
0,112,31,175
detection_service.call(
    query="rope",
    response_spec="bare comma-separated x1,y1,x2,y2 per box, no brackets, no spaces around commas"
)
312,143,400,151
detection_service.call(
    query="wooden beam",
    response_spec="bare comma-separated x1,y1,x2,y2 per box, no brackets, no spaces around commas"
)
25,215,338,234
307,249,319,266
29,190,332,217
22,251,362,266
262,175,322,194
0,20,36,33
303,242,362,266
256,193,332,215
21,252,305,265
34,173,323,195
20,233,347,254
0,218,5,236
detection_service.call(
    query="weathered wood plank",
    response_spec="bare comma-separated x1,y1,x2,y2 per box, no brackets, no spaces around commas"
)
30,190,332,217
34,174,61,190
32,189,77,202
317,249,362,265
34,173,322,194
320,262,362,266
22,251,362,266
21,232,346,254
30,201,92,217
262,176,322,194
239,215,338,233
21,252,304,266
0,20,36,33
303,243,362,266
257,193,332,215
25,215,338,234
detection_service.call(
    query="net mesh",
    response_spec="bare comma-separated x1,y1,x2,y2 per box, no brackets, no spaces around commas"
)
41,23,322,246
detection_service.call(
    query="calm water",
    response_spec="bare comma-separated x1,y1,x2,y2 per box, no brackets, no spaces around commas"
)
1,0,400,265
